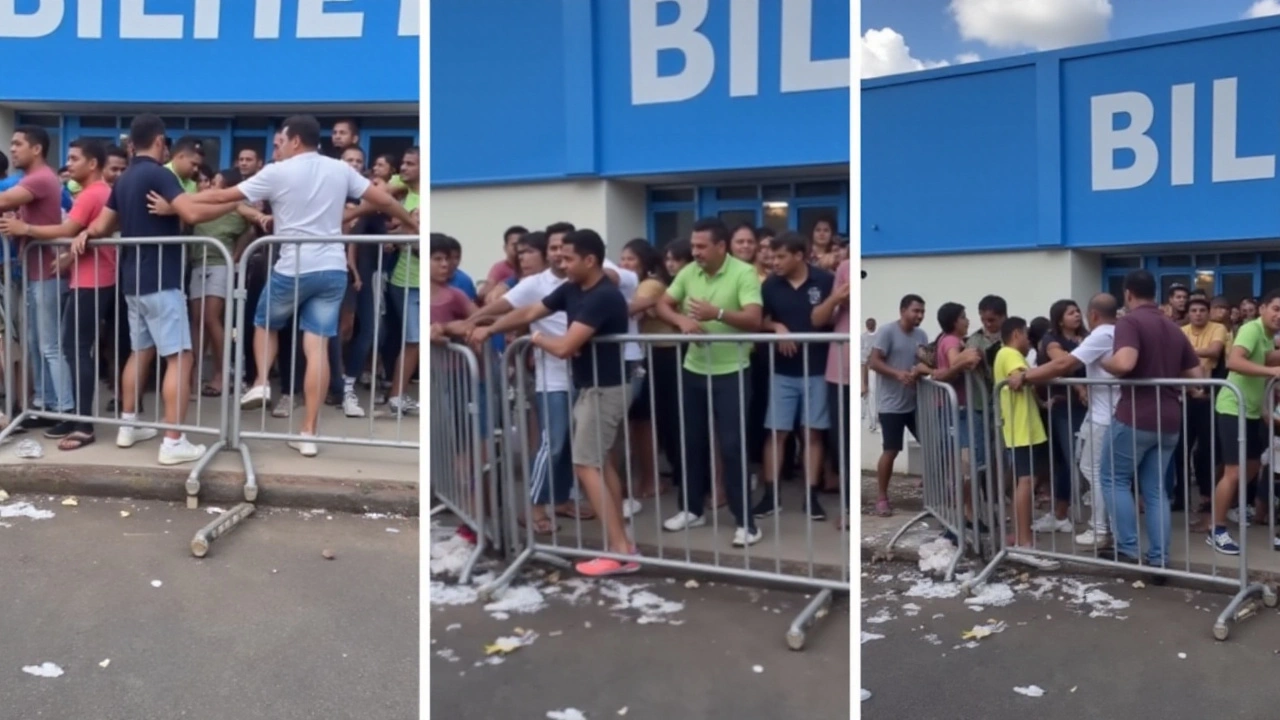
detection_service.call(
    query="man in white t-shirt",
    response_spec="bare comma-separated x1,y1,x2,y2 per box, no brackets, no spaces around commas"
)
178,115,415,456
1008,293,1119,546
861,317,878,432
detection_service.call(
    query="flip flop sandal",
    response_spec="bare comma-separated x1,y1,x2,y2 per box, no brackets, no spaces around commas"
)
201,385,223,397
875,499,893,517
58,432,95,451
517,516,559,535
555,506,596,521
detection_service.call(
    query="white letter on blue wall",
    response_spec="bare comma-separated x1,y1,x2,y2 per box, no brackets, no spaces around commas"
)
1090,91,1157,191
1169,83,1195,186
630,0,715,105
120,0,183,39
398,0,418,37
779,0,849,93
0,0,63,38
297,0,363,39
728,0,759,98
1212,77,1275,183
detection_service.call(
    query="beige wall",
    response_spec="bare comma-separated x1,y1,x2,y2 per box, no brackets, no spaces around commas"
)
858,248,1104,472
430,179,648,279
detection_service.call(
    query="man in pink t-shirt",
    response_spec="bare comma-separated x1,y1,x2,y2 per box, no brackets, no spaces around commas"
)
813,259,852,521
0,139,115,449
482,225,526,294
0,126,75,435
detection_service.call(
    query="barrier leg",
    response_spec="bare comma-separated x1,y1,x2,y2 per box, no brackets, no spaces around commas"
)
1213,581,1272,640
476,546,535,602
961,549,1008,596
184,440,224,509
191,502,256,558
237,443,258,502
883,510,931,554
430,503,448,517
786,588,833,651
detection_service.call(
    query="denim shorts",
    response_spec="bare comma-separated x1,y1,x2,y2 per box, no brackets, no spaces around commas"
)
254,270,347,338
955,408,987,469
766,374,831,431
387,285,421,344
126,289,192,358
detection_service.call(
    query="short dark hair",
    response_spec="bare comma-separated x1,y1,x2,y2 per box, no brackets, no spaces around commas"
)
430,232,462,257
68,138,106,170
1028,316,1051,347
1262,289,1280,307
171,136,204,157
563,229,606,265
1187,296,1210,311
105,144,129,163
899,294,924,311
504,225,529,243
732,223,758,241
937,302,965,335
691,217,730,244
1166,283,1189,300
757,226,777,241
129,114,166,151
1211,295,1232,309
14,126,50,159
1124,269,1157,302
237,146,262,161
0,150,9,176
545,221,576,236
772,231,808,256
404,145,420,158
196,163,215,182
282,115,323,149
1001,316,1027,343
517,231,548,259
219,167,244,186
333,118,360,136
665,238,693,264
977,294,1007,317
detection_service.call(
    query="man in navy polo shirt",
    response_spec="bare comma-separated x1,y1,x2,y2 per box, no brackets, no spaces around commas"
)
74,114,242,466
753,231,834,522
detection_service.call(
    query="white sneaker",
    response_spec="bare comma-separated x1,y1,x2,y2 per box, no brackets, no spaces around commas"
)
117,426,158,448
1031,513,1073,533
622,498,642,519
288,434,319,458
1008,552,1061,570
732,526,763,547
1081,491,1093,507
240,384,271,410
663,511,706,532
342,391,365,418
271,394,295,419
1227,507,1256,527
1075,529,1110,546
158,438,207,466
390,395,419,416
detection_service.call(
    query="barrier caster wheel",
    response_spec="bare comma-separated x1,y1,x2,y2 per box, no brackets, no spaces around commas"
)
191,538,210,558
1213,623,1229,641
1264,589,1278,608
244,486,258,503
786,631,805,651
186,496,198,510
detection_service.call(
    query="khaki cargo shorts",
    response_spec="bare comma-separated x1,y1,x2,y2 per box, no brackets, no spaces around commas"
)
571,385,630,468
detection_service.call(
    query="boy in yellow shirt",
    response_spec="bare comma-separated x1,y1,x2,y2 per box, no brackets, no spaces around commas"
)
994,317,1053,556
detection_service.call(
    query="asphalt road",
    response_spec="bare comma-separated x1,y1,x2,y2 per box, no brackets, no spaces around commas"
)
428,525,851,720
861,559,1280,719
0,494,417,720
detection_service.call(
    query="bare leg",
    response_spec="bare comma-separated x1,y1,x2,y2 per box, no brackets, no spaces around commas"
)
629,419,657,497
163,351,194,440
574,464,631,553
252,326,278,389
203,297,226,392
803,428,824,490
391,343,420,398
300,332,328,435
121,348,156,415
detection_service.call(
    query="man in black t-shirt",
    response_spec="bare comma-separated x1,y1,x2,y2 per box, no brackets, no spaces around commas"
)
481,229,637,577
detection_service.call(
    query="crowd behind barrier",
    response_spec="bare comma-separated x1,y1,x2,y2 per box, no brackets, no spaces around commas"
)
426,218,853,650
869,279,1280,640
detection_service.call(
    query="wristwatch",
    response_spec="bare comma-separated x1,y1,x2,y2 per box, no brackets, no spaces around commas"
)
716,308,724,321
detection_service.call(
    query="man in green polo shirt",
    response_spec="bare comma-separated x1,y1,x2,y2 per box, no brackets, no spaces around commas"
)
387,147,421,416
655,217,765,546
165,136,203,194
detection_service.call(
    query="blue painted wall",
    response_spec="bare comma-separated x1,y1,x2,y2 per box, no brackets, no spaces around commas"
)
863,16,1280,258
0,0,417,104
430,0,851,186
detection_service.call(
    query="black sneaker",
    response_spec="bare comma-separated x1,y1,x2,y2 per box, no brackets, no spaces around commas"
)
324,392,343,406
807,493,828,522
751,488,781,518
19,416,56,431
44,420,77,439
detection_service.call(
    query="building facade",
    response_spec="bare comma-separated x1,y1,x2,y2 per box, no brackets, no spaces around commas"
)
431,0,851,274
862,14,1280,336
0,0,419,173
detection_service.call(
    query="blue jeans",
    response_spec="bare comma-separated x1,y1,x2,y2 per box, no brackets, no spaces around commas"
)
1099,420,1179,566
531,390,573,505
254,270,347,338
342,269,380,382
25,278,73,412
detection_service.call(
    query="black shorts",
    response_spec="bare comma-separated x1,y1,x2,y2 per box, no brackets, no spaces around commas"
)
879,411,917,452
1007,442,1048,479
1216,412,1266,466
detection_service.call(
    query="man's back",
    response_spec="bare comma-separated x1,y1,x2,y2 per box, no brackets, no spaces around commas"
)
109,157,185,296
237,152,370,277
1113,304,1198,434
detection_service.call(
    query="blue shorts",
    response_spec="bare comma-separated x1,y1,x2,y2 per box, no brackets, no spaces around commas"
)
388,285,421,345
765,374,830,431
955,408,987,469
126,289,192,358
254,270,347,338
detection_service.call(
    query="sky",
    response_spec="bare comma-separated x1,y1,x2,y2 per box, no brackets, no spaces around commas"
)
862,0,1280,79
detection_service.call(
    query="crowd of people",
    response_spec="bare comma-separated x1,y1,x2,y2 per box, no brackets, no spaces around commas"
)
429,218,853,577
0,114,419,463
866,270,1280,570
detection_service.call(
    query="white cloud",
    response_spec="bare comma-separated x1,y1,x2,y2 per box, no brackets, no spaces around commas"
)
949,0,1113,51
861,28,950,78
956,52,982,63
1244,0,1280,18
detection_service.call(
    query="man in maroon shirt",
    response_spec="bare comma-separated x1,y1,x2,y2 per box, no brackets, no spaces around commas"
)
1098,270,1202,569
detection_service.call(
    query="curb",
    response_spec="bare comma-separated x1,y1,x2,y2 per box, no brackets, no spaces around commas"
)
0,463,419,516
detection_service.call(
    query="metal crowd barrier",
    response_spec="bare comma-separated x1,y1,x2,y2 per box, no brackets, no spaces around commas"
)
428,342,490,583
230,234,420,499
964,377,1275,640
885,377,979,580
476,334,851,651
0,236,234,507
